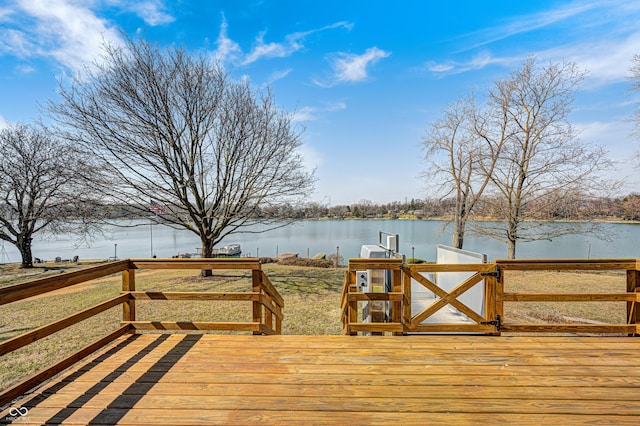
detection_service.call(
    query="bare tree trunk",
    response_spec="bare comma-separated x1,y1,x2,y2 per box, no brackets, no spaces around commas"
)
507,222,518,259
452,216,465,249
507,238,516,259
17,235,33,268
201,239,214,277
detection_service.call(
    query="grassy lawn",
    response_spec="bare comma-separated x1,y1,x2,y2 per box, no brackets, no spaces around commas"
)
0,260,108,288
0,261,632,392
502,270,627,325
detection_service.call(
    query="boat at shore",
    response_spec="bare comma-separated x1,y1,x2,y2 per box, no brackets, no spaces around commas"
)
212,244,241,258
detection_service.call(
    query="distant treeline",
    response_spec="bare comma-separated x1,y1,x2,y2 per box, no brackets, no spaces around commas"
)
102,193,640,222
268,194,640,221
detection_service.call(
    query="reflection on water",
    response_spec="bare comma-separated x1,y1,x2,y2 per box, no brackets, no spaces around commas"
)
1,220,639,262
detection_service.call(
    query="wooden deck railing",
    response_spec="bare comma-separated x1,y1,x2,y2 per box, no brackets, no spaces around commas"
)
342,258,640,336
121,258,284,335
0,258,284,406
497,259,638,335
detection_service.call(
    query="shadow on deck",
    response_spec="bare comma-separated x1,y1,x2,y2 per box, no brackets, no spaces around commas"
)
2,334,640,424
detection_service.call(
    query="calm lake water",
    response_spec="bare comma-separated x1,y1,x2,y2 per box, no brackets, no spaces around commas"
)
1,220,639,263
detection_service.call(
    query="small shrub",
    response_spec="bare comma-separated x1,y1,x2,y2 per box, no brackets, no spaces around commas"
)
277,257,333,268
326,253,343,267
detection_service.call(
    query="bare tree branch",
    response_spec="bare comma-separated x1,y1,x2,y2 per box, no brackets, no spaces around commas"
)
0,123,100,267
421,93,505,249
48,35,315,272
472,57,616,258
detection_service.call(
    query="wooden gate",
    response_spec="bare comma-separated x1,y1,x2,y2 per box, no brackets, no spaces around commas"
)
402,263,499,334
341,259,500,335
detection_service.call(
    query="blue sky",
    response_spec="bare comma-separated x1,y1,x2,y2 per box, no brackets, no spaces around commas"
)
1,0,639,205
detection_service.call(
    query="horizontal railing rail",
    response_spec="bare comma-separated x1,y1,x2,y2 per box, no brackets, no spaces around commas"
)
495,259,639,335
0,258,284,406
342,257,640,336
119,258,284,335
0,260,130,306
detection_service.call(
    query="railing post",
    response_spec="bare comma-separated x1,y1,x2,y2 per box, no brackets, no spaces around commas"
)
340,271,349,334
275,287,282,335
347,268,357,336
484,264,500,336
122,262,135,331
252,268,263,335
261,272,274,333
392,267,403,335
402,266,412,334
627,267,640,336
495,262,504,334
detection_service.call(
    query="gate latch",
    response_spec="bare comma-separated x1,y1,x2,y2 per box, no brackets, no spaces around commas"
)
480,267,501,281
481,315,501,331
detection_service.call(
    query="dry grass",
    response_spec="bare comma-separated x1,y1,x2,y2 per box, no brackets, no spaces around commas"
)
0,260,106,288
0,262,632,392
502,270,627,325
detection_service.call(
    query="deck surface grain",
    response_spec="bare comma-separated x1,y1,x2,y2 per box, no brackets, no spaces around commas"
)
2,334,640,425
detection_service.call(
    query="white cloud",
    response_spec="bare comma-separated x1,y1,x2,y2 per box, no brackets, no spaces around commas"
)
0,7,13,21
16,64,36,74
103,0,173,25
213,14,241,63
4,0,123,72
454,2,597,52
243,21,352,65
0,28,33,58
425,52,521,76
426,63,454,73
292,106,317,123
425,1,640,85
575,119,633,149
574,118,639,191
243,32,291,64
334,47,390,82
314,47,390,87
292,102,346,123
118,0,174,26
547,32,640,87
0,1,172,73
0,114,8,130
298,143,324,173
292,21,354,40
213,19,352,66
450,30,640,88
267,68,293,84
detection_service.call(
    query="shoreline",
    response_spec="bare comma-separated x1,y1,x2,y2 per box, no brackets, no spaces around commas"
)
306,215,640,225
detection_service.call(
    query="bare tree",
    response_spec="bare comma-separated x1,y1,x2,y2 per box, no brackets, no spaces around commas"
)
422,95,505,249
630,54,640,130
49,36,314,273
351,199,377,218
475,57,613,259
629,54,640,166
622,193,640,220
0,123,98,267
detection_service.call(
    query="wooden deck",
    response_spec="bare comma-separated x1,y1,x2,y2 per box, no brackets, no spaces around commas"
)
2,334,640,425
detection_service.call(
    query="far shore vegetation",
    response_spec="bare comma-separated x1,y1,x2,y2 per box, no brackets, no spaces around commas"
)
106,193,640,223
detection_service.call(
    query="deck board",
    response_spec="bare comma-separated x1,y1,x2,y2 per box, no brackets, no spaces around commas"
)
2,334,640,425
